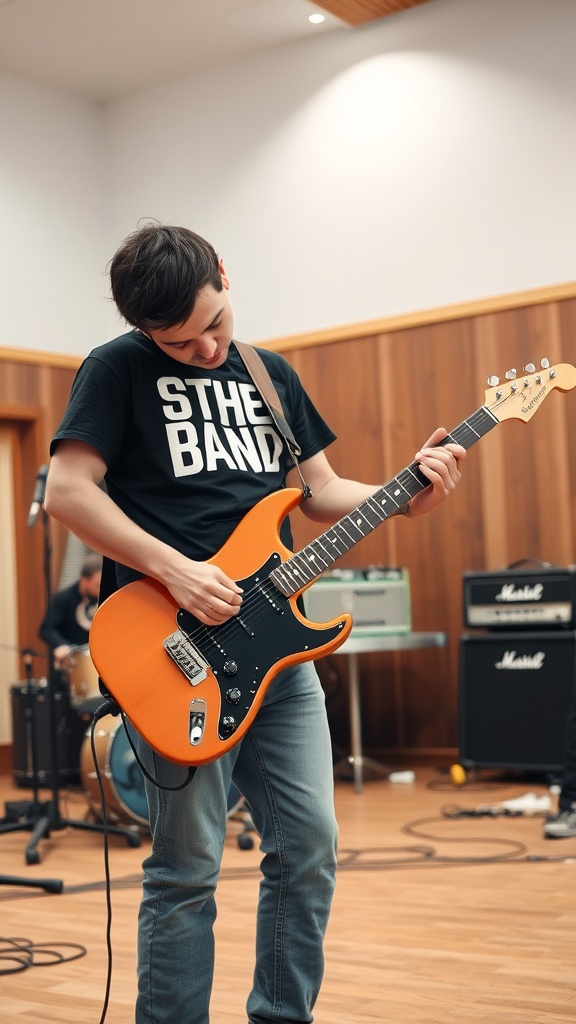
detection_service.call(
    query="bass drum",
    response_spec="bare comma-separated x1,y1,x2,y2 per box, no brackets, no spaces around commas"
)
65,644,102,714
81,715,149,827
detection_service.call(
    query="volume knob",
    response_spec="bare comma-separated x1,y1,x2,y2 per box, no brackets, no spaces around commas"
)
223,659,238,677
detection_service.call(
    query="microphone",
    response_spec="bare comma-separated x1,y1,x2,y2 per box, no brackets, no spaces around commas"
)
27,465,49,527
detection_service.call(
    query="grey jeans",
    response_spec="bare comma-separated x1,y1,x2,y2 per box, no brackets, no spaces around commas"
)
133,661,338,1024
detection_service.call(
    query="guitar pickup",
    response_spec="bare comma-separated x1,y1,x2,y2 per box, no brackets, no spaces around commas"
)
164,630,207,685
189,698,207,745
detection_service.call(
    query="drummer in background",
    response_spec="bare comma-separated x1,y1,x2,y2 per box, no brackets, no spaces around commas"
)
38,553,102,674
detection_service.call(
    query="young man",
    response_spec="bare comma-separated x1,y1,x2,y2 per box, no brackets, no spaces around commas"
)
45,223,466,1024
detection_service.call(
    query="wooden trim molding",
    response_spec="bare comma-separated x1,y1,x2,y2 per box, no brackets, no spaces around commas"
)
1,279,575,363
0,347,82,370
258,280,576,353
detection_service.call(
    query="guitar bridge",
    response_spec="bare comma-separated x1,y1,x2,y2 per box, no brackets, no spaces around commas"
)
164,630,207,685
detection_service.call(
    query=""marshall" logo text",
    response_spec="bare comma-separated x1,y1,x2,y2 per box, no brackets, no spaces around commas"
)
495,650,545,670
495,583,544,603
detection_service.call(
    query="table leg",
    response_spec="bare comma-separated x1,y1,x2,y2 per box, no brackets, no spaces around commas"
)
333,651,390,793
348,652,364,793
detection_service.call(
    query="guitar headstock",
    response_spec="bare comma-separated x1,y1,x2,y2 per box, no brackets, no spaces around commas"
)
484,360,576,423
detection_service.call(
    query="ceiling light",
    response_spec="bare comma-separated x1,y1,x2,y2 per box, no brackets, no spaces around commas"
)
308,13,325,25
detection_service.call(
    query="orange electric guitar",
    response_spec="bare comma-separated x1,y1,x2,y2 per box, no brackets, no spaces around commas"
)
89,361,576,766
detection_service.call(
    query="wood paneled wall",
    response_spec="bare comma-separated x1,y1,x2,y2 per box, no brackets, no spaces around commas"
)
262,286,576,762
1,282,575,768
0,348,79,737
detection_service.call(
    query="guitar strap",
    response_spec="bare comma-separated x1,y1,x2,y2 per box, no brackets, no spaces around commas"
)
234,341,312,499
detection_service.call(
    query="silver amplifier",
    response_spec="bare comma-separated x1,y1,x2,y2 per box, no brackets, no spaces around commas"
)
304,569,411,635
463,567,576,629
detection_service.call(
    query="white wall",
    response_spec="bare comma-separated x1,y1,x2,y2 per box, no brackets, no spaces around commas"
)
1,0,575,356
104,0,576,347
0,72,108,355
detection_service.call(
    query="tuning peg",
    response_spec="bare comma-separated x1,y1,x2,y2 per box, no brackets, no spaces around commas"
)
487,375,499,387
540,358,550,369
523,363,536,373
505,369,517,380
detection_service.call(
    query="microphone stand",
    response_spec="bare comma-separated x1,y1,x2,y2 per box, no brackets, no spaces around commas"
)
0,649,63,892
0,502,141,877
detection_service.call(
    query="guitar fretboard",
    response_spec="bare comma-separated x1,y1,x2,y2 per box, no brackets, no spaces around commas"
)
270,406,498,598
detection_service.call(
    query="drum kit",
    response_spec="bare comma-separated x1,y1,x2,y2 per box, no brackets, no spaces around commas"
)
10,644,255,846
9,644,148,829
64,644,150,828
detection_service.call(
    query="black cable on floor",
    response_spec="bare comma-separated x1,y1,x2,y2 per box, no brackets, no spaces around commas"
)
88,718,116,1024
402,814,528,861
0,935,86,976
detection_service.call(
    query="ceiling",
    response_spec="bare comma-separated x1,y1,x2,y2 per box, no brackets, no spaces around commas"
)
313,0,435,24
0,0,437,104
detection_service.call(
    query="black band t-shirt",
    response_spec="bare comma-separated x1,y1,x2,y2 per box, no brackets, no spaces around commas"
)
51,334,335,587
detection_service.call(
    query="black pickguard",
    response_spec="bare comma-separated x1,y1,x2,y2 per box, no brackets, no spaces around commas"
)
176,554,346,740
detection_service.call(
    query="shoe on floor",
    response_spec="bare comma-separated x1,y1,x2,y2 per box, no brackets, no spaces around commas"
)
543,808,576,839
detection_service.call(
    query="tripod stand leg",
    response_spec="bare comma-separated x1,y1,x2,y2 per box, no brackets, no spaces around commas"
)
0,800,141,867
60,815,142,848
24,808,51,865
0,873,63,894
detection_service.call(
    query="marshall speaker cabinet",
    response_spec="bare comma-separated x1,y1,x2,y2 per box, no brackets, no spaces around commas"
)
458,631,576,772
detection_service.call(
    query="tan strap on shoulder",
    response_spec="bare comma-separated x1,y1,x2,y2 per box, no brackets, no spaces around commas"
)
234,341,311,498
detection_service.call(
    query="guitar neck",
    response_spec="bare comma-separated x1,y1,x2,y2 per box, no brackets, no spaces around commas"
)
270,405,498,598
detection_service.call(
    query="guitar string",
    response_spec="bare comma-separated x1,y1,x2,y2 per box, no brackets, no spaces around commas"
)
184,407,491,654
176,408,492,657
156,409,488,659
178,463,424,651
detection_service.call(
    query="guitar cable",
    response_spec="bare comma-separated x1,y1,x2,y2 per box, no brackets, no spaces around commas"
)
87,712,120,1024
87,699,195,1024
92,697,197,792
121,714,197,792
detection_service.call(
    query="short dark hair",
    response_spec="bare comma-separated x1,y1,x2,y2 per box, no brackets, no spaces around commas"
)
109,223,223,331
80,554,103,579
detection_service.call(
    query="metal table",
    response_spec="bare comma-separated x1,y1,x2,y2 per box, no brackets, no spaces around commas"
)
331,631,447,792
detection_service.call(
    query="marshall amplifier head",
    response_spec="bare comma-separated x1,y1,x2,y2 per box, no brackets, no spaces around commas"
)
463,567,576,629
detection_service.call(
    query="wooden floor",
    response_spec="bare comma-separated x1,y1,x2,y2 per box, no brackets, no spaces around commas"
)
0,766,575,1024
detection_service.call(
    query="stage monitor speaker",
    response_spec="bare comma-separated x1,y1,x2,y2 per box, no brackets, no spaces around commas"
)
459,631,575,772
